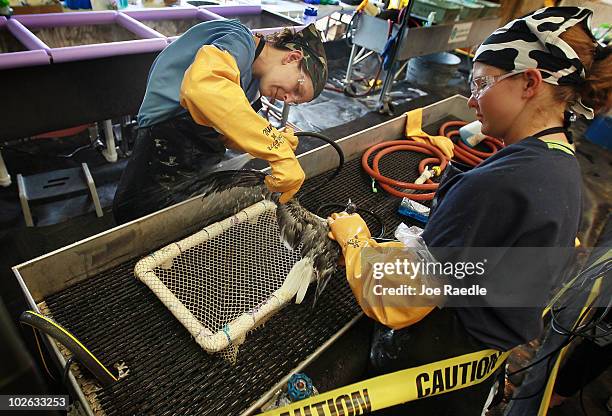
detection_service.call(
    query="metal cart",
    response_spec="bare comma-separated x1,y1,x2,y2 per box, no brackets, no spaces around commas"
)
345,13,500,113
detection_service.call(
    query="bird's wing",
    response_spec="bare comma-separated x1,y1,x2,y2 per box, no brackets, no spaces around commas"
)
185,169,268,199
276,199,341,301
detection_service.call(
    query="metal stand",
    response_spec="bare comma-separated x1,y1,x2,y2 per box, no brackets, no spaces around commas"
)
0,149,11,187
345,13,500,114
119,116,136,157
281,102,291,127
261,98,298,131
100,119,118,163
344,44,359,85
17,163,103,227
344,45,377,85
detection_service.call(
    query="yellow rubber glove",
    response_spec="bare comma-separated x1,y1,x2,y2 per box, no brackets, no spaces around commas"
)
356,0,368,12
406,108,454,159
327,212,434,329
364,0,381,16
180,45,304,203
280,126,298,152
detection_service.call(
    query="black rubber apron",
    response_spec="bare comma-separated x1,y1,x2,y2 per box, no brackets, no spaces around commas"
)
113,39,266,224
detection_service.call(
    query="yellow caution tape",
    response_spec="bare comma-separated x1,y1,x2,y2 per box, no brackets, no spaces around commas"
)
257,348,510,416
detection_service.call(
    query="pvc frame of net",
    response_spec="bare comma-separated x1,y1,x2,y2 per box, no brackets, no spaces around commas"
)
134,200,304,363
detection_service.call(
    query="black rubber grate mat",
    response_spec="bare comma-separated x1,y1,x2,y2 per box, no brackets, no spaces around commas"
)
44,258,361,416
299,142,442,237
44,130,450,415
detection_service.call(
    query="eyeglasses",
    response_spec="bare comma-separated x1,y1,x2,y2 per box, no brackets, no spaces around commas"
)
469,69,527,100
287,70,306,107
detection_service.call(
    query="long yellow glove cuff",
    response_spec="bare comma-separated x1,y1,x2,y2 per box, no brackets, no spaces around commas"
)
406,108,454,159
328,213,434,329
180,45,304,203
364,0,381,16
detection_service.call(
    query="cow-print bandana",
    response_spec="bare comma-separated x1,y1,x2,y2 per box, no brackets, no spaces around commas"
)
474,7,596,119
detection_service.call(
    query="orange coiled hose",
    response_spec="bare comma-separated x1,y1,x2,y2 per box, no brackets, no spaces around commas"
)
361,141,448,200
439,121,505,167
361,120,505,201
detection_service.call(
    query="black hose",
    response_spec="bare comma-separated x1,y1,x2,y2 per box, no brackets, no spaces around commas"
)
295,131,344,189
171,131,342,204
62,357,75,387
343,60,384,98
20,310,118,387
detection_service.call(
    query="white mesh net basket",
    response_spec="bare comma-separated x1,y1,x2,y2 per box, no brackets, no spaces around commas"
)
134,200,314,363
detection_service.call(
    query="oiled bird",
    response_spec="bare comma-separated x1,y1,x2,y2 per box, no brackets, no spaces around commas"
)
159,169,270,217
179,169,341,302
276,198,341,304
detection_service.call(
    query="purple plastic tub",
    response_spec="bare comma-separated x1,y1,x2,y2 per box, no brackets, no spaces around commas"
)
201,5,300,29
14,11,167,63
163,9,226,42
0,17,50,70
124,6,198,22
203,4,262,16
125,7,224,42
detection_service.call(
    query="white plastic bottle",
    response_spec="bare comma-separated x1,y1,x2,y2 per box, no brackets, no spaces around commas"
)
459,120,486,147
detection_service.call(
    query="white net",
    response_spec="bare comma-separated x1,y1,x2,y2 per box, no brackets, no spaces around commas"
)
134,200,313,363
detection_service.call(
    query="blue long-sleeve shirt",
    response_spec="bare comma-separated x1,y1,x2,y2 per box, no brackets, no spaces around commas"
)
422,137,581,350
137,19,260,128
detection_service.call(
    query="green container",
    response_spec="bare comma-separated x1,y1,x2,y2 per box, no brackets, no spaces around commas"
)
411,0,461,24
448,0,484,21
469,0,500,18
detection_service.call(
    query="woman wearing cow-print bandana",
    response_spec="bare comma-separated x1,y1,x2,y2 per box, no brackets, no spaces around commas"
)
369,7,611,416
467,6,611,142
